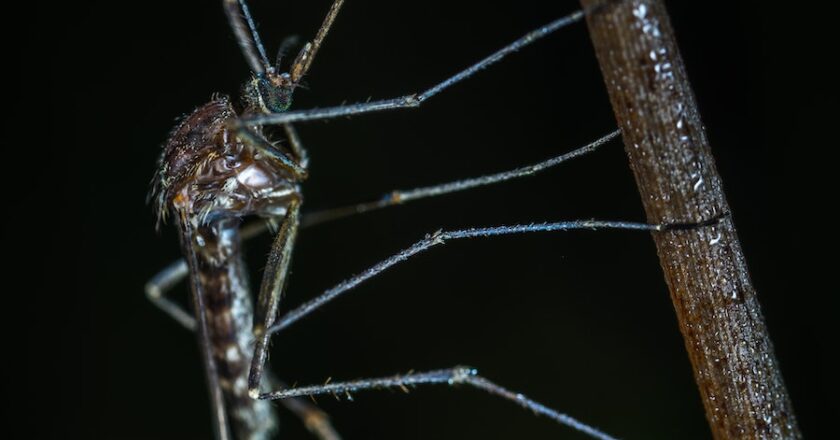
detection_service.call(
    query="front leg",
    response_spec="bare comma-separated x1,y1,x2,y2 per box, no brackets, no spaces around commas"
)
248,198,302,397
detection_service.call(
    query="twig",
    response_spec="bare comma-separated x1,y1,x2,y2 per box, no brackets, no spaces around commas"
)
580,1,801,438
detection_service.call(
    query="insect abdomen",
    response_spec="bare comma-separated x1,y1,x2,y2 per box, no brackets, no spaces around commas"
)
191,220,277,440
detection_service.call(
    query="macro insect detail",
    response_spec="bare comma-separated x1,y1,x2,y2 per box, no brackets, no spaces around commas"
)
147,1,702,439
148,0,336,437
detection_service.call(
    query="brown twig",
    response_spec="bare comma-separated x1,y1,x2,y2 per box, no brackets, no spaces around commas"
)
580,1,800,438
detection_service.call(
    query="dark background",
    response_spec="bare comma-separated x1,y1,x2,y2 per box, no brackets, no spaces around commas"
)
15,0,831,438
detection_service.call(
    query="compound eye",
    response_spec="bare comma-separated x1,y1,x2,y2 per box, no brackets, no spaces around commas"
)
257,78,292,113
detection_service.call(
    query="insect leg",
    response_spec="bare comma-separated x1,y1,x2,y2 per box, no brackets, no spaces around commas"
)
273,378,342,440
246,197,346,437
256,367,617,440
247,217,724,437
240,9,584,127
145,258,196,330
266,219,696,335
249,199,301,396
303,130,620,227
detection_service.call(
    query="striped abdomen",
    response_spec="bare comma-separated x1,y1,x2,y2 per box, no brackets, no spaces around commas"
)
190,220,276,440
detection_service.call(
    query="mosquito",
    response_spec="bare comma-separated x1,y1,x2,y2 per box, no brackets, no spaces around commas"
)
147,1,714,438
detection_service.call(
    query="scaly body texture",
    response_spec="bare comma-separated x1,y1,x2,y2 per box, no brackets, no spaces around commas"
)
153,96,301,439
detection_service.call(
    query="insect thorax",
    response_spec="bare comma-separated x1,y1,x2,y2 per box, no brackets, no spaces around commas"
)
152,94,299,226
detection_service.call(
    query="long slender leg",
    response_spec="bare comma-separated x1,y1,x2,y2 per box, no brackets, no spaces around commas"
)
240,10,584,127
145,258,196,330
303,129,619,227
269,218,727,335
259,367,617,440
249,199,302,395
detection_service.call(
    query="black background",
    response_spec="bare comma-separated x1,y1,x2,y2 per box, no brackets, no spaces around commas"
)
15,0,831,439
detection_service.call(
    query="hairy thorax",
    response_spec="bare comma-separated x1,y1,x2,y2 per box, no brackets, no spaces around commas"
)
152,95,299,226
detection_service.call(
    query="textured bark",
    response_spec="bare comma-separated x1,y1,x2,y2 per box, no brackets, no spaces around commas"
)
580,1,800,438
